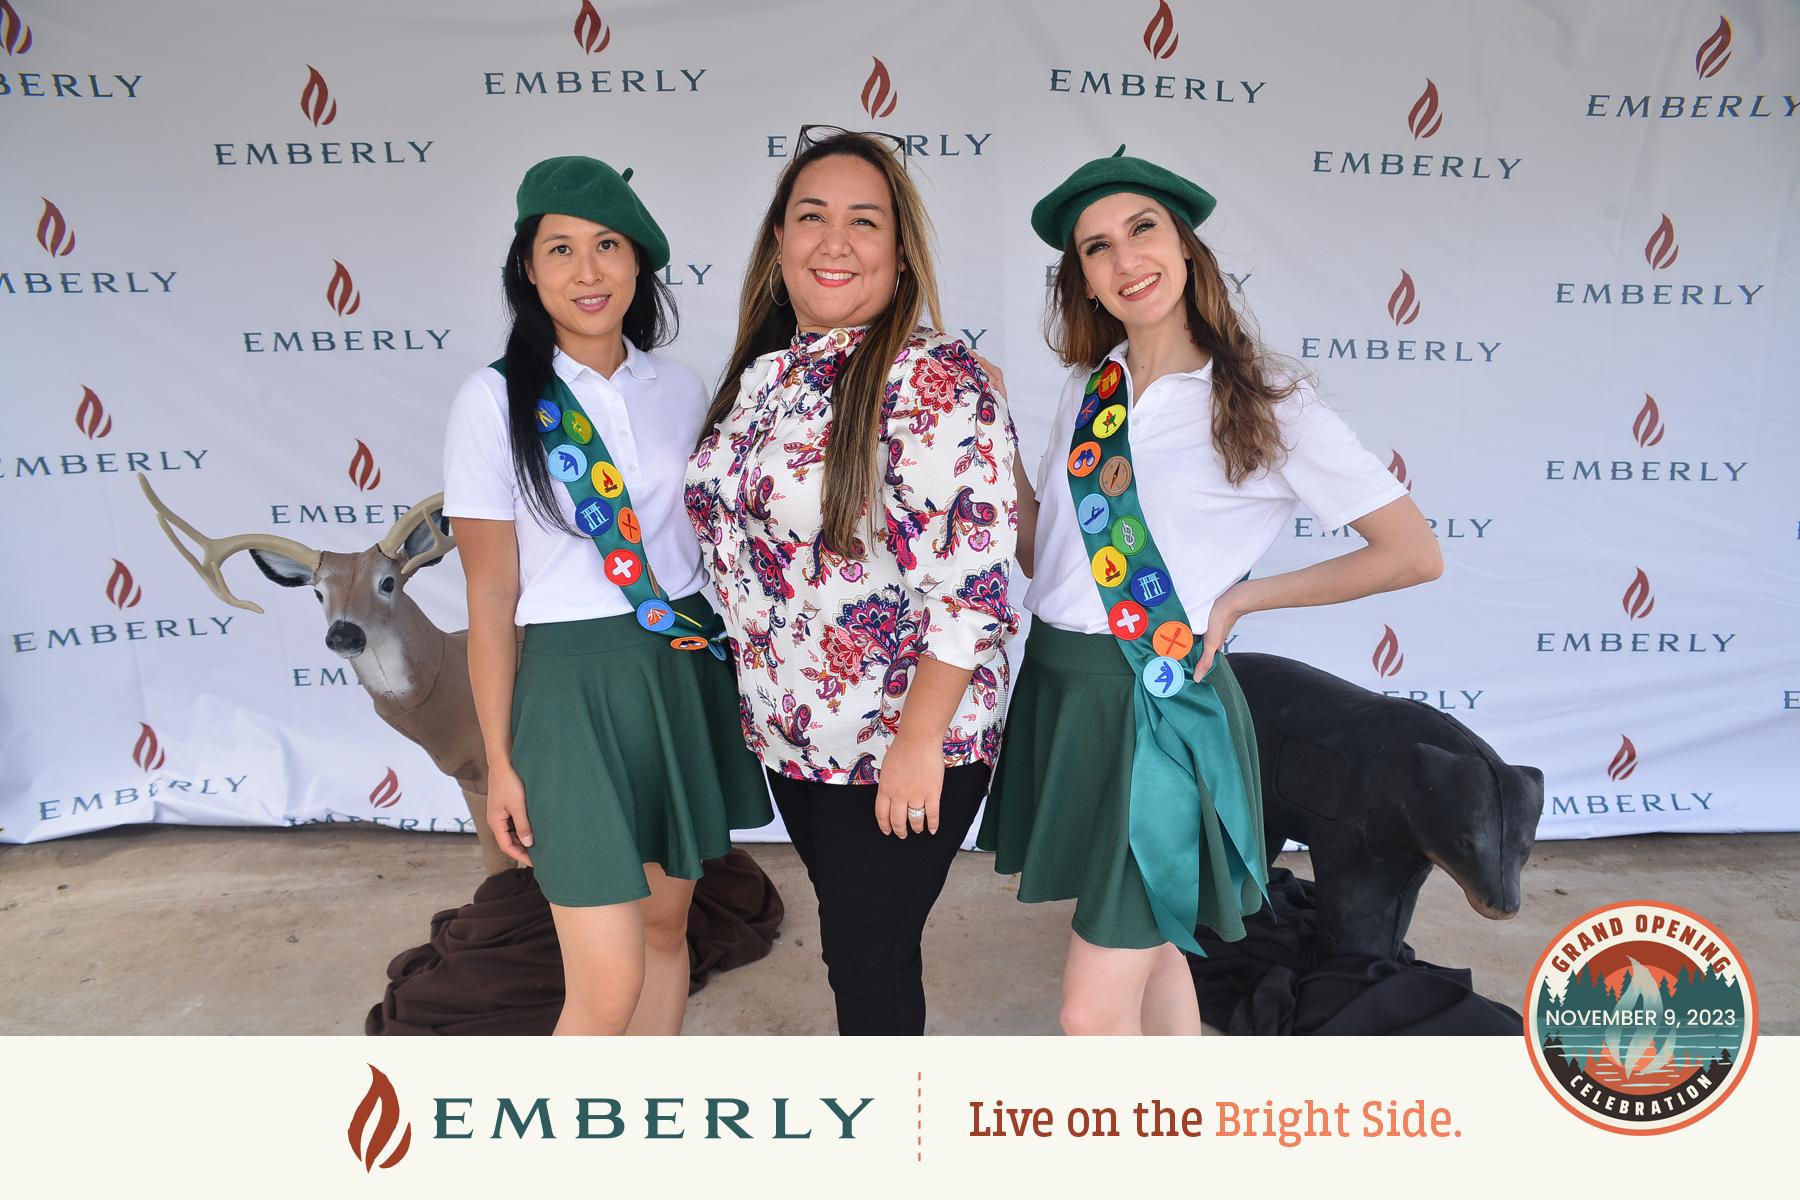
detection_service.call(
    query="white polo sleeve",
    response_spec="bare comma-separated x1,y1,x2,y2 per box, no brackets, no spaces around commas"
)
442,369,518,522
1273,380,1409,532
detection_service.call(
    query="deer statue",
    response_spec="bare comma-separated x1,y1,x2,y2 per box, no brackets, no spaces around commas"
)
137,473,512,877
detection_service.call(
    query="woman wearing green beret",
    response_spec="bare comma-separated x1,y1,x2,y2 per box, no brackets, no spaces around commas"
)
979,148,1443,1035
442,156,771,1035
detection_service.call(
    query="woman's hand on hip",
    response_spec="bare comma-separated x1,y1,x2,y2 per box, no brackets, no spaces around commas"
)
875,734,945,838
1194,580,1254,682
487,759,534,867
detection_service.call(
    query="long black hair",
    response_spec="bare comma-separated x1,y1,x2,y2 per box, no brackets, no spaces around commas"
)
501,214,679,533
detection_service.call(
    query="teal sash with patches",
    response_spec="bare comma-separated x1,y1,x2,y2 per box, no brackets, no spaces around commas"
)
494,358,724,656
1064,358,1266,954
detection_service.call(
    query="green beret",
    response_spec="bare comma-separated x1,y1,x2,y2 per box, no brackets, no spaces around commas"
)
1030,145,1216,250
514,155,670,271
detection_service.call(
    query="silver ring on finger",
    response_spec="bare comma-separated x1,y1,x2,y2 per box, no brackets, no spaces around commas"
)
907,806,926,820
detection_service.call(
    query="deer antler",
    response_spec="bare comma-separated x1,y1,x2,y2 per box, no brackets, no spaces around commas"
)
136,473,323,614
378,492,457,577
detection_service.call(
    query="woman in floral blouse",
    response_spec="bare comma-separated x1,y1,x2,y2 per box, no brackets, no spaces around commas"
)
687,129,1018,1035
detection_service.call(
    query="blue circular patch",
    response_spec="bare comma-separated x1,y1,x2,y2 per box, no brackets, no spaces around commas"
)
574,496,614,536
1076,494,1111,535
1076,391,1103,428
636,598,678,632
1141,655,1186,699
534,398,562,432
547,443,587,482
1129,565,1173,609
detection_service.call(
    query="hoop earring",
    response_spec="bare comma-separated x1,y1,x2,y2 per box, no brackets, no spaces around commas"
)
767,260,789,307
1090,297,1100,311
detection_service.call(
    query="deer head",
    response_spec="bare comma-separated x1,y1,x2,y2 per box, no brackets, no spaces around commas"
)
137,474,456,664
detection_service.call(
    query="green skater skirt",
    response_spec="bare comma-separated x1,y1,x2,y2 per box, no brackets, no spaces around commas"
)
977,620,1265,950
510,592,772,908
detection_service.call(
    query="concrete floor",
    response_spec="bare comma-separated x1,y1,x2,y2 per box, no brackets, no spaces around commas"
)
1,826,1794,1035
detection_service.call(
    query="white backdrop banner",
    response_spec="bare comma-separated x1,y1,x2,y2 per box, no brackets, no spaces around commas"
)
3,0,1795,846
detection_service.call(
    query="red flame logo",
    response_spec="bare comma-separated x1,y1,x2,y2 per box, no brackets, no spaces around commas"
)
300,65,338,126
1143,1,1179,60
1387,450,1412,491
1607,735,1639,782
76,386,113,439
1632,394,1666,447
860,56,897,119
132,723,166,772
1386,270,1420,326
573,0,611,54
1621,568,1655,620
349,439,383,492
369,767,401,809
348,1064,412,1172
36,197,74,257
1644,214,1679,270
106,559,143,609
1372,625,1405,678
1696,15,1732,79
1,0,31,55
1407,79,1443,139
326,259,362,316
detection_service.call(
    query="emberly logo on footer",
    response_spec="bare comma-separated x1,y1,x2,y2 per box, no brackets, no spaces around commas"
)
214,65,434,167
2,197,178,297
1047,1,1267,108
1301,268,1501,365
1312,78,1521,182
10,554,235,654
1535,568,1736,656
30,722,250,825
1550,736,1722,821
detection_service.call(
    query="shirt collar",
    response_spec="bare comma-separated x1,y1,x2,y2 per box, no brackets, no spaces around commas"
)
1107,340,1214,385
789,325,868,358
552,338,656,385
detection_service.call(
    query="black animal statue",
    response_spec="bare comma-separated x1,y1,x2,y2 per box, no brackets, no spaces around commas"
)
1228,651,1545,961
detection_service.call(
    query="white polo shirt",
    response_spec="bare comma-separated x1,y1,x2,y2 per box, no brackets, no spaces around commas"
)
1025,349,1408,634
442,341,710,626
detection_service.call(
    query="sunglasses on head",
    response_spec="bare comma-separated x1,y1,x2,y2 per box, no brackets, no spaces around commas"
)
794,124,909,159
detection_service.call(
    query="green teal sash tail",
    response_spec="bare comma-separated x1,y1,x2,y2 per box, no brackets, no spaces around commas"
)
1064,359,1268,954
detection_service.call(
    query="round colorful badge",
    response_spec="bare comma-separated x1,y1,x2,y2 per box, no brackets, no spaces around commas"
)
1077,495,1111,535
1129,565,1173,608
1068,441,1102,478
670,635,709,653
562,410,594,444
1090,546,1128,588
1093,404,1127,439
603,548,642,586
533,398,562,432
1108,599,1149,640
1095,362,1123,400
574,496,614,536
1152,620,1195,660
1110,515,1147,557
1141,656,1186,699
591,460,624,499
636,598,678,632
547,443,587,482
615,506,642,544
1099,457,1133,496
1076,391,1103,429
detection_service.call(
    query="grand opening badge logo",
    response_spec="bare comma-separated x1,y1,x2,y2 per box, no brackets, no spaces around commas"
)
1525,901,1756,1134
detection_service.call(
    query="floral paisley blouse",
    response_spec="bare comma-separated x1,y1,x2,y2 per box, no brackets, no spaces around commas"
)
686,325,1019,784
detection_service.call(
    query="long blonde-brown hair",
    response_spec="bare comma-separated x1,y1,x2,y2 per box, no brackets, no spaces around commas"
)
1046,219,1291,485
702,131,945,556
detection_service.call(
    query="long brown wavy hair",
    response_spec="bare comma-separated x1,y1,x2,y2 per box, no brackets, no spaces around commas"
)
1046,217,1291,485
702,131,945,556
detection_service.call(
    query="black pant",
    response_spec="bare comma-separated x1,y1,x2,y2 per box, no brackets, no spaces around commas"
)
767,764,988,1036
